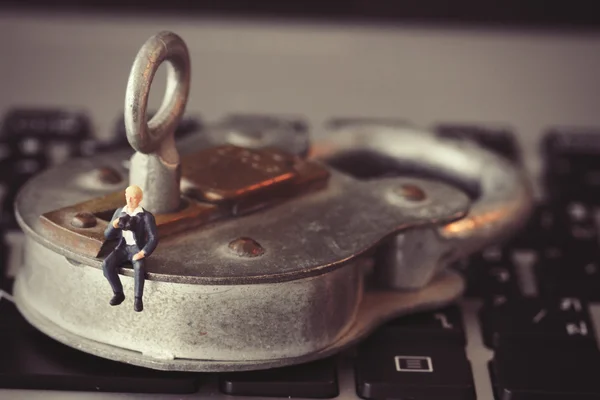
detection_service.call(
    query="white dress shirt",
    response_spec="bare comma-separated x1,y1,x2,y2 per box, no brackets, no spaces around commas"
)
122,206,143,246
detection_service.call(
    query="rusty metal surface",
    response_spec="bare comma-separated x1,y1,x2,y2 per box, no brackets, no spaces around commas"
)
181,145,300,202
180,144,329,213
125,31,190,214
16,145,470,285
40,193,221,258
39,191,121,256
37,145,330,258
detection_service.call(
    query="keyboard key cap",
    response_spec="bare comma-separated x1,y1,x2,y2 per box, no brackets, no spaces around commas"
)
11,155,47,177
434,123,521,163
0,233,12,294
559,204,599,252
462,252,521,300
536,254,600,300
0,155,47,230
542,128,600,202
1,109,91,167
0,181,6,212
380,306,466,345
0,143,9,162
0,279,13,296
1,109,92,141
0,300,199,393
1,230,23,285
355,338,475,400
508,203,557,249
479,245,510,263
326,117,410,130
219,358,338,398
491,340,600,399
47,141,78,165
479,297,596,349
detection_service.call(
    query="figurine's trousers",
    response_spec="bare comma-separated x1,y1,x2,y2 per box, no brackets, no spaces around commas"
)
102,244,145,298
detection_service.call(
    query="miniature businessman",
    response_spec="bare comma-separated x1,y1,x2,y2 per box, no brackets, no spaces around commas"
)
102,185,158,312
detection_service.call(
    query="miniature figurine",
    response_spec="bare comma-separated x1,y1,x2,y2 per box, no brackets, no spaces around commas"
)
102,185,158,312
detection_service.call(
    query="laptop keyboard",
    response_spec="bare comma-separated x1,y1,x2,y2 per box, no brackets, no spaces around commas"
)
2,110,600,399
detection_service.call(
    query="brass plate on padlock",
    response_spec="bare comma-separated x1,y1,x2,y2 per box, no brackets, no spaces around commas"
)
38,145,330,258
181,145,329,214
39,191,219,257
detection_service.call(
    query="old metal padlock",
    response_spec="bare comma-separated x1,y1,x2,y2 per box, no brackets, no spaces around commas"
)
11,31,533,372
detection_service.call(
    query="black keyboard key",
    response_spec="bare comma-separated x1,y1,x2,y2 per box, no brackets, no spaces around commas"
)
0,279,13,296
0,232,11,293
0,299,199,393
1,109,91,165
1,201,18,231
1,155,47,229
380,306,466,345
0,141,8,162
491,340,600,399
10,155,48,178
326,117,410,129
479,297,595,349
0,180,7,223
0,231,18,293
434,123,521,163
462,248,522,300
554,201,599,252
355,338,475,400
219,358,337,398
508,203,557,249
478,245,510,263
536,253,600,300
1,109,92,141
542,128,600,202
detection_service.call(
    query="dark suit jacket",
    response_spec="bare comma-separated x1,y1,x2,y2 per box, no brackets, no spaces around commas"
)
104,207,159,257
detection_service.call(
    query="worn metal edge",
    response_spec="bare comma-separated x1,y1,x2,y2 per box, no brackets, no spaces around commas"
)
13,268,464,372
14,174,469,285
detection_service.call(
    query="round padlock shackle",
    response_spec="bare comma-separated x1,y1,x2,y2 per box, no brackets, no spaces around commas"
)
316,124,534,289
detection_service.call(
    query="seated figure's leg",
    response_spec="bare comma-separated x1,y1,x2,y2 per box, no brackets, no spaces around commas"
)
132,258,146,312
102,248,127,305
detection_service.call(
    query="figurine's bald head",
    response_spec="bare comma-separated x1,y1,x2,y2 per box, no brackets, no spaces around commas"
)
125,185,143,210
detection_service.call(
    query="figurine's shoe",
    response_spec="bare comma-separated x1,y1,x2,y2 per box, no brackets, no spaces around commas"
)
134,297,143,312
109,292,125,306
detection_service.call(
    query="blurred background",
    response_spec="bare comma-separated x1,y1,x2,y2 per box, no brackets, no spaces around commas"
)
2,1,600,28
1,0,600,182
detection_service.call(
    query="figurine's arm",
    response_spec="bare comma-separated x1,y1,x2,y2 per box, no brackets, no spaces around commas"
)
104,207,123,240
140,212,158,257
